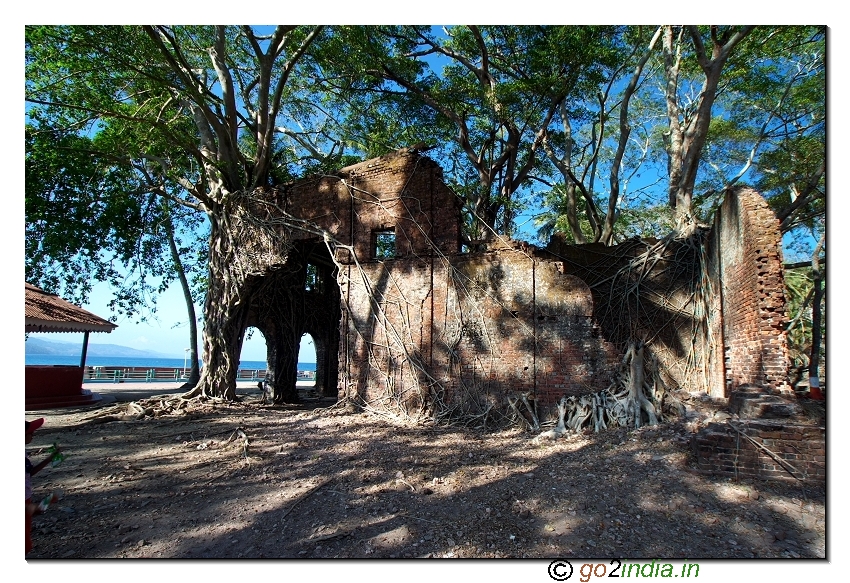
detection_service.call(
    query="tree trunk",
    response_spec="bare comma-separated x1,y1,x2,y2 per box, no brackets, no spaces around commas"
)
470,177,497,247
601,27,662,245
164,209,201,387
564,182,586,244
194,277,248,399
626,341,658,428
627,342,644,427
189,211,252,401
247,262,315,405
662,26,754,232
187,187,299,401
265,326,300,404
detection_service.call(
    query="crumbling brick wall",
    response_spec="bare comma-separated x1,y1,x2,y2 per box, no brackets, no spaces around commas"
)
265,149,620,412
278,149,460,261
340,244,621,413
546,237,711,396
246,149,461,401
247,150,790,419
693,420,824,485
707,187,790,396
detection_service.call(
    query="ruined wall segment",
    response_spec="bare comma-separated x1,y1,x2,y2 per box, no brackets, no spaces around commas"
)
340,259,436,409
263,150,621,410
341,152,461,261
531,263,622,404
256,149,790,416
440,247,619,405
546,237,710,395
693,420,824,485
709,187,790,396
703,224,726,398
278,149,461,263
340,244,621,412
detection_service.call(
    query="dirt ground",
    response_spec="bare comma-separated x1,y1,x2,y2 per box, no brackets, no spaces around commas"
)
25,384,825,562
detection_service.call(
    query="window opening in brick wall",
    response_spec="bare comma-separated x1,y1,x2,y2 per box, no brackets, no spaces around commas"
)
373,229,396,259
305,263,322,292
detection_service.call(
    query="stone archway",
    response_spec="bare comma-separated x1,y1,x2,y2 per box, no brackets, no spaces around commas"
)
245,238,342,403
301,324,339,398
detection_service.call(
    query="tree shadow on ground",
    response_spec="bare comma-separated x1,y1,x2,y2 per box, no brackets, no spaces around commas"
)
26,398,823,560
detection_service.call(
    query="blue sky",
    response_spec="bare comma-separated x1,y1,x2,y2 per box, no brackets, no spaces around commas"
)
20,236,286,363
27,279,312,362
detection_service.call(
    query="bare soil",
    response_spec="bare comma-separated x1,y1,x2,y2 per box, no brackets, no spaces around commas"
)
25,386,825,560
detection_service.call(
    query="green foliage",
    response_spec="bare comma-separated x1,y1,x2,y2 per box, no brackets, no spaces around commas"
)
696,26,825,235
25,121,207,319
316,26,628,240
534,184,596,245
533,25,824,249
304,263,321,292
373,231,396,259
26,25,827,368
25,25,213,316
784,265,825,379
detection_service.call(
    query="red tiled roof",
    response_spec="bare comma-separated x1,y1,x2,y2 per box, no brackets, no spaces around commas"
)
25,282,117,334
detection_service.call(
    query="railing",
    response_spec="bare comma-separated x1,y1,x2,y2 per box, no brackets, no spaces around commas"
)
236,369,268,381
83,366,266,383
85,366,188,382
82,366,317,383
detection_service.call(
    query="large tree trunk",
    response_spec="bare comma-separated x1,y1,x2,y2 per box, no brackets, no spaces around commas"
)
625,341,658,429
187,189,296,401
250,269,304,405
188,208,253,401
264,326,300,404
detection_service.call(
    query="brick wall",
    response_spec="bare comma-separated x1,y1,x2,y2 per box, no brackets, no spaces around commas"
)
693,420,824,485
340,246,621,412
704,222,726,398
279,149,461,262
546,237,711,395
247,151,790,421
708,187,790,396
260,149,621,413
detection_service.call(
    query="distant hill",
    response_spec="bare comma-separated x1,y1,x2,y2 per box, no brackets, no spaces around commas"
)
25,337,172,358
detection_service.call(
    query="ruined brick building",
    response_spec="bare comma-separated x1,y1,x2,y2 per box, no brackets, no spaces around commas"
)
242,147,792,426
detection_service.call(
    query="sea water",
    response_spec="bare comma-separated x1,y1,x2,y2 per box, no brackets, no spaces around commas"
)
25,355,316,372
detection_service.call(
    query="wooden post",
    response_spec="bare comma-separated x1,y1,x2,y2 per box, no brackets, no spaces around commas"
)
79,330,90,368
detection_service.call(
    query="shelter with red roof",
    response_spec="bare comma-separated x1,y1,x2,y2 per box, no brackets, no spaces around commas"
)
25,282,117,409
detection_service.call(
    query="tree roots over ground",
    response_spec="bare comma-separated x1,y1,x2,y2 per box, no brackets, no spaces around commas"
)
26,386,823,559
533,340,687,442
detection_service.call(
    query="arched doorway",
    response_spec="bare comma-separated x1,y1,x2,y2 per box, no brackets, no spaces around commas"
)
240,326,269,394
300,325,339,398
297,332,316,389
244,238,341,403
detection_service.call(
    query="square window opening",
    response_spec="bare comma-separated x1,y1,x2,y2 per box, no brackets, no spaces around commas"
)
305,263,322,292
373,229,396,259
